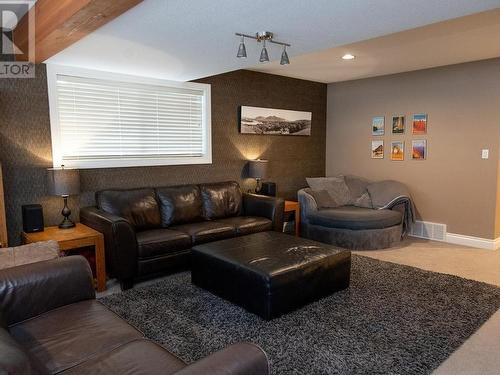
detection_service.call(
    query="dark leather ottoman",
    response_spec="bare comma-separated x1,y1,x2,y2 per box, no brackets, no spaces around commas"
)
191,231,351,320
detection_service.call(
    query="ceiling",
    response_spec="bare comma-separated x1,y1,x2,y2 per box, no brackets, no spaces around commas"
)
43,0,500,83
253,8,500,83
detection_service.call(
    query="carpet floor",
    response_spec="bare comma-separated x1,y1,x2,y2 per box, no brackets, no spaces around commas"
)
100,255,500,375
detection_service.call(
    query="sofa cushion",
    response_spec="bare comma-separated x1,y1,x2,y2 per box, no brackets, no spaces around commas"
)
307,189,341,209
308,206,402,230
96,189,161,230
200,181,242,220
344,175,372,203
0,240,60,270
156,185,203,226
172,222,235,245
60,339,186,375
306,176,351,207
136,229,192,259
216,216,272,235
10,300,143,374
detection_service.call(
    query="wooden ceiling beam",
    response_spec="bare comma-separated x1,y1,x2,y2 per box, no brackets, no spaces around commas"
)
13,0,143,63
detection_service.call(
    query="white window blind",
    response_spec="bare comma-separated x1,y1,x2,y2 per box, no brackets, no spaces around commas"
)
47,66,211,169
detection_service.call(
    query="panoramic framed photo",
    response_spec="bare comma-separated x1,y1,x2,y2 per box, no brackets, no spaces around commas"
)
239,106,312,136
371,140,384,159
391,141,405,161
372,116,385,136
412,139,427,160
412,113,427,135
392,115,405,134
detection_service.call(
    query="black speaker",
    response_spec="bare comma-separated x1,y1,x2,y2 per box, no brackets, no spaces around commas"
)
22,204,44,233
261,182,277,197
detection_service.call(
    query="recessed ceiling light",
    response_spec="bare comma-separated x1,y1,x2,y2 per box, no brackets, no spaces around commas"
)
342,54,355,60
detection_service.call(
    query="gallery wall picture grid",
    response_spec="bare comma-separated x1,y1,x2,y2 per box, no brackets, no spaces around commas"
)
392,115,405,134
371,140,384,159
391,141,405,161
412,140,427,160
372,116,384,136
412,114,427,135
239,106,312,136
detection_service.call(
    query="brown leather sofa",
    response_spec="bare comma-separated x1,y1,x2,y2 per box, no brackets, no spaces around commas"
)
81,181,284,290
0,256,269,375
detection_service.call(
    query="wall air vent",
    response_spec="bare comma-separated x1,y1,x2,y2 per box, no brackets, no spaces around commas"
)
409,220,447,242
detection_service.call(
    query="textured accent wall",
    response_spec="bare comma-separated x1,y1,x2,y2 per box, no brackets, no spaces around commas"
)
326,58,500,239
0,66,326,245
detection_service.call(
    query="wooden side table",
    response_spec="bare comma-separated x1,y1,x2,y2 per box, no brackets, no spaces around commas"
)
284,200,300,237
22,223,106,292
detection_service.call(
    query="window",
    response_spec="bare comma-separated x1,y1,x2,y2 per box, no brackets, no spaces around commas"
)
47,65,211,169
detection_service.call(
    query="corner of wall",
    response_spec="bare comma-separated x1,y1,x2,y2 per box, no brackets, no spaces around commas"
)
495,149,500,238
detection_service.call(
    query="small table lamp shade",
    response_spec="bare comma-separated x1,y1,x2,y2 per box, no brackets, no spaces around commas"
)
47,168,80,197
248,160,268,180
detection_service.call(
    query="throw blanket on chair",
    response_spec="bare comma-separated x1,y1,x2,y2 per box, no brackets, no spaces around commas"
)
366,180,416,236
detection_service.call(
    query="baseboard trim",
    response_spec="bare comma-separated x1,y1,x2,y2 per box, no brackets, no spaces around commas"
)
445,233,500,250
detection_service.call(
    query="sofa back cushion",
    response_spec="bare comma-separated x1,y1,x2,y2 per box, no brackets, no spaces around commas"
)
306,176,351,207
200,181,242,220
96,189,161,230
156,185,203,226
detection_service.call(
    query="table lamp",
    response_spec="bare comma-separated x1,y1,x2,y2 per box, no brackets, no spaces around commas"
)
47,166,80,229
248,159,268,194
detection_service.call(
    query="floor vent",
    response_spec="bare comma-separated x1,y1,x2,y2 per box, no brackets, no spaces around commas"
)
409,220,447,242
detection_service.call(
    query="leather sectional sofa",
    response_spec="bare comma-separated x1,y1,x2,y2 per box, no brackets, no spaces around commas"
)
81,181,284,289
0,256,269,374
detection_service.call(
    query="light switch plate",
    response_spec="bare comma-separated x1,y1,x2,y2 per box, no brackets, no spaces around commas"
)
482,149,489,159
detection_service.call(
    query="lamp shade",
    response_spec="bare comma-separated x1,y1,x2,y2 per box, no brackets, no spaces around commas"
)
47,168,80,196
248,159,268,179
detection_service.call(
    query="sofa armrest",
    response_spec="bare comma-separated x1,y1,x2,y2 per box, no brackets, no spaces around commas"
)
243,194,284,232
0,256,95,326
297,188,318,225
174,342,269,375
80,207,138,284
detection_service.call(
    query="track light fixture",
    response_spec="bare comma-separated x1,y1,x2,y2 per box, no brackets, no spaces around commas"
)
259,40,269,63
235,31,291,64
237,36,247,58
280,45,289,65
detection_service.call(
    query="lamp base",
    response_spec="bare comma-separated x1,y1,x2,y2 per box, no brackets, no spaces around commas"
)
58,217,76,229
254,178,262,194
58,195,75,229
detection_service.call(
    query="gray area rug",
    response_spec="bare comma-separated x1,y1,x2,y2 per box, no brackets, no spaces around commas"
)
100,255,500,374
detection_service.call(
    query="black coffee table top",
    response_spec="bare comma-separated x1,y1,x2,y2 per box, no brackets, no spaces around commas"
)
192,231,349,280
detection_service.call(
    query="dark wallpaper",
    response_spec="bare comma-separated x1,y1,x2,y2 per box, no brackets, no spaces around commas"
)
0,65,326,245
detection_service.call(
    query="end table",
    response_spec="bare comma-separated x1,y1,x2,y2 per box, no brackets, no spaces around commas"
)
284,200,300,237
22,223,106,292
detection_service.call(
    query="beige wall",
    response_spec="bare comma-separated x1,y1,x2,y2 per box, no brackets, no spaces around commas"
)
326,58,500,239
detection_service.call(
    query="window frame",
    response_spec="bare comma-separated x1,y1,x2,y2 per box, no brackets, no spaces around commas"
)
46,64,212,169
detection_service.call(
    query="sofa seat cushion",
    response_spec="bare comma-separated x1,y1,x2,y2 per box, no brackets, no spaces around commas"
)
60,339,186,375
308,206,402,230
10,300,143,374
216,216,272,235
171,222,235,245
136,229,192,259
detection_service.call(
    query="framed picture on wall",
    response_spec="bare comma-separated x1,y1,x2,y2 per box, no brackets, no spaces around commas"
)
391,141,405,161
239,106,312,136
412,114,427,135
392,115,405,134
372,116,385,136
412,140,427,160
371,140,384,159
